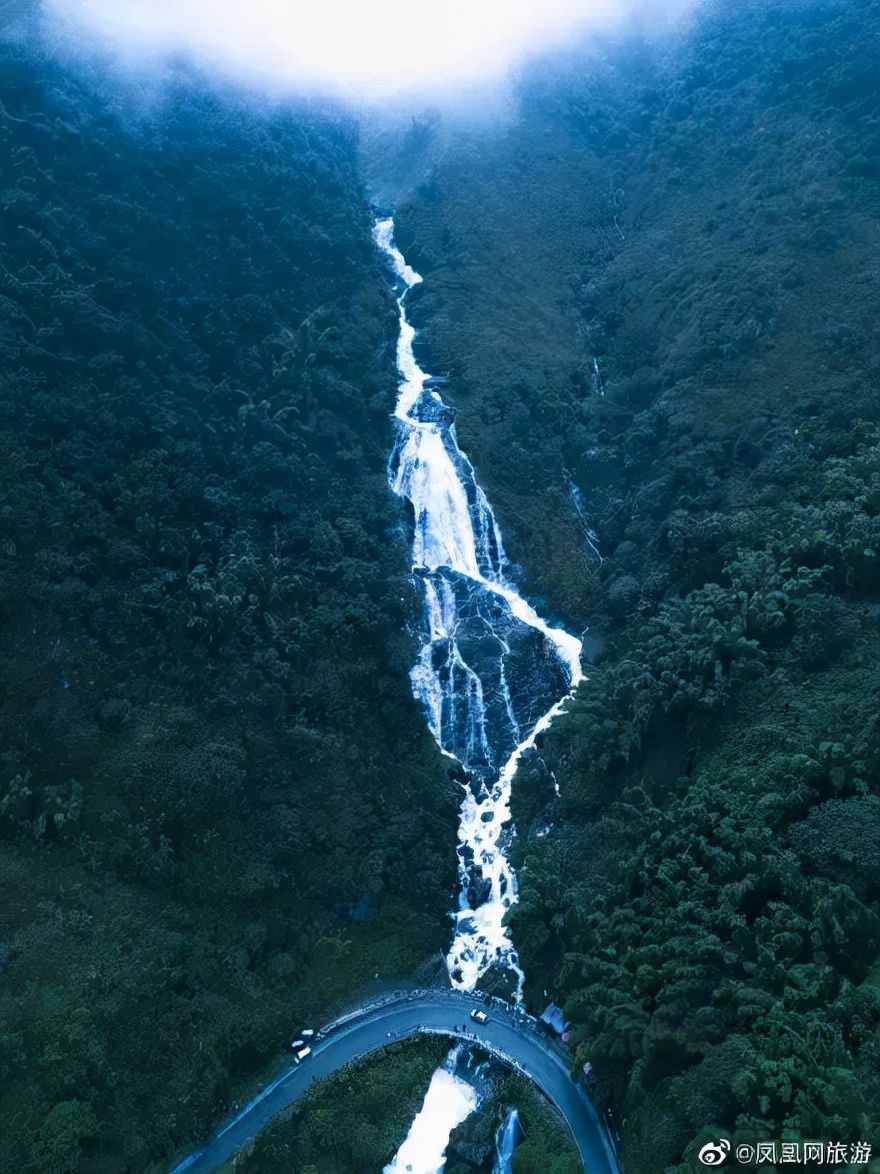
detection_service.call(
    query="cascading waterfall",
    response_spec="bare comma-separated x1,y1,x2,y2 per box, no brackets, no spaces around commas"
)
383,1048,480,1174
377,215,582,1173
493,1108,524,1174
374,216,583,995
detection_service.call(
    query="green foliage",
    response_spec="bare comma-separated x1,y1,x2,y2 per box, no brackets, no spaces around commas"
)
0,27,457,1174
34,1100,99,1174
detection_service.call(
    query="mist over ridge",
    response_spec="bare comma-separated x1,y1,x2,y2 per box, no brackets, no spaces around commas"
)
38,0,699,105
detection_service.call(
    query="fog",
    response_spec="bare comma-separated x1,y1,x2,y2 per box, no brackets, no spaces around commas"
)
41,0,697,104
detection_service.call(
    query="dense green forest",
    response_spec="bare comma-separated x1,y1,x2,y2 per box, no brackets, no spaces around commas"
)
391,0,880,1168
0,17,460,1174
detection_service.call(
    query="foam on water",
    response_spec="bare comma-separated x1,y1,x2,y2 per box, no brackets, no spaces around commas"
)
493,1107,523,1174
384,1050,480,1174
374,216,583,996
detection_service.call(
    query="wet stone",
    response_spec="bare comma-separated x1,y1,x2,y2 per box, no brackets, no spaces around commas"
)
466,874,493,909
412,393,455,426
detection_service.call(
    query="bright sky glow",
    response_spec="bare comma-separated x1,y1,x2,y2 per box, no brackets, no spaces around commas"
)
42,0,688,101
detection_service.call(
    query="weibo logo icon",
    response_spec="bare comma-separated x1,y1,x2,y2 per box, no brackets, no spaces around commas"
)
698,1139,731,1166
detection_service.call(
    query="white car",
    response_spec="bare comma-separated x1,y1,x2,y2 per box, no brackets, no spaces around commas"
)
293,1046,312,1064
470,1008,488,1025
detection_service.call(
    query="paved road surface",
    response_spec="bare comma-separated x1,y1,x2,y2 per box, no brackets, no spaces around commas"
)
169,988,618,1174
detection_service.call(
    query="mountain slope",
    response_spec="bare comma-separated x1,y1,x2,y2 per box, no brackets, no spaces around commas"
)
390,0,880,1166
0,31,456,1174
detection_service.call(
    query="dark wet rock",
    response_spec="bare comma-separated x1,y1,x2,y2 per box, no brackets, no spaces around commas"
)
448,1140,494,1169
424,566,570,779
412,392,455,426
466,874,493,908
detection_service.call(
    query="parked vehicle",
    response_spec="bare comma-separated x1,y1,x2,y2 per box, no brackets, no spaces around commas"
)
293,1046,311,1064
470,1008,488,1025
290,1038,304,1050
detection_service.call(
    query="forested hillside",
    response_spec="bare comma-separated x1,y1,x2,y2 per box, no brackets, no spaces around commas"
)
236,1040,449,1172
0,19,457,1173
391,0,880,1167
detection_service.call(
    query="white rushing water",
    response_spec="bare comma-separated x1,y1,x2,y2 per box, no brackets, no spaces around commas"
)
493,1107,523,1174
374,217,583,995
383,1048,480,1174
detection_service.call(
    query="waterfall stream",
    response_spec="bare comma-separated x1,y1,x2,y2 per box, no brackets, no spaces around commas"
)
375,216,582,1173
374,216,583,995
493,1108,524,1174
383,1048,480,1174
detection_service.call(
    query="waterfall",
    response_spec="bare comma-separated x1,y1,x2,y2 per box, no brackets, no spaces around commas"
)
383,1048,480,1174
374,216,583,995
493,1108,524,1174
376,214,583,1172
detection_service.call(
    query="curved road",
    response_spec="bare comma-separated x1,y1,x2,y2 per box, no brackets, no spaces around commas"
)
169,988,618,1174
